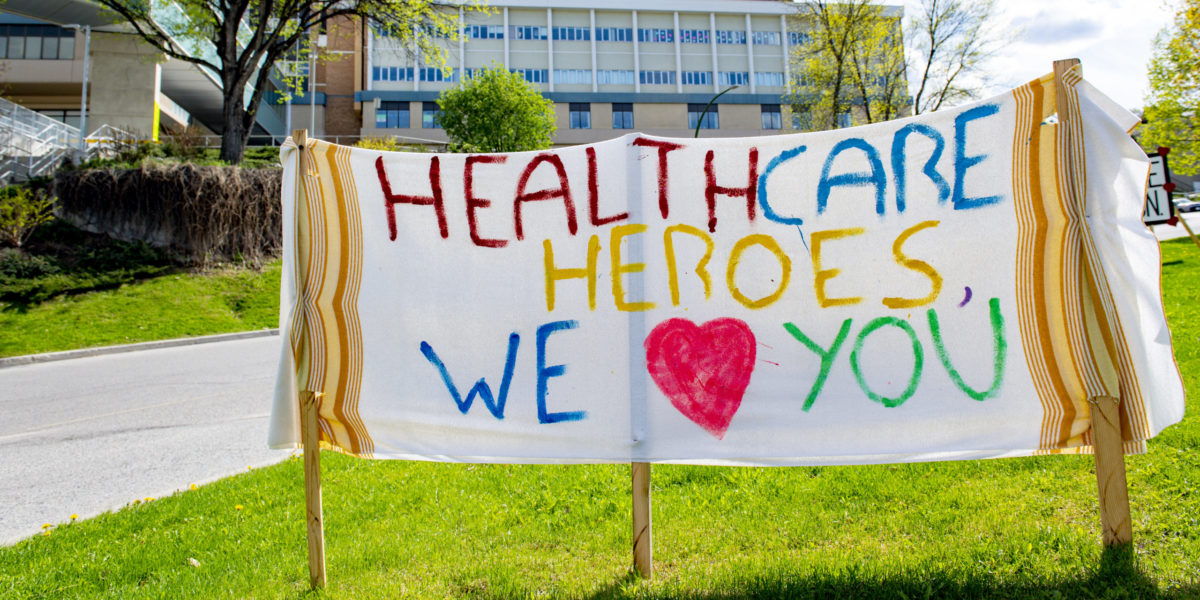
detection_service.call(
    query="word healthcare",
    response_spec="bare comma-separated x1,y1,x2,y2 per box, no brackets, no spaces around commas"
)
272,71,1183,466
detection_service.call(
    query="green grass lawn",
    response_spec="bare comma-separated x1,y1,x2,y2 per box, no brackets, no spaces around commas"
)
0,241,1197,598
0,218,281,357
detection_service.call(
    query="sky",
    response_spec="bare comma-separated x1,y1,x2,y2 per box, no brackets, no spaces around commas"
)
901,0,1178,110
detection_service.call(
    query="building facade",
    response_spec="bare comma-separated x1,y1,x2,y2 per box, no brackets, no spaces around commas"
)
321,0,891,146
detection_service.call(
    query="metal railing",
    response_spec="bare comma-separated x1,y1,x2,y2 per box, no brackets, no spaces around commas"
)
0,97,81,183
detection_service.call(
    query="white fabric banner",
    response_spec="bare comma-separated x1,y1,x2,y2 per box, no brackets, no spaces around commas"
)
270,69,1185,465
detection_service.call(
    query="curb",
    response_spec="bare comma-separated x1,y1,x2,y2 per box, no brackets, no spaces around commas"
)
0,329,280,369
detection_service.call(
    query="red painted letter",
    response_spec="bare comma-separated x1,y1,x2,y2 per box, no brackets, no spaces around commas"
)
465,155,508,248
376,155,447,240
513,153,578,241
632,137,684,219
704,147,758,233
587,146,628,227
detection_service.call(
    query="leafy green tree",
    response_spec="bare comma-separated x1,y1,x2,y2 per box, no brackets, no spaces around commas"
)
788,0,907,131
93,0,467,164
1143,0,1200,175
436,65,556,153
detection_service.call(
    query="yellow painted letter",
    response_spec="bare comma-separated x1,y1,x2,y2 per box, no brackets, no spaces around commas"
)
611,224,655,312
664,224,714,306
882,220,942,308
543,235,600,311
811,227,866,308
726,234,791,309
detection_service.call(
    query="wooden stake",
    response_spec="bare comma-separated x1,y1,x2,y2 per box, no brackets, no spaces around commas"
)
294,129,327,588
1052,60,1134,548
1090,395,1133,545
301,390,327,588
631,461,652,579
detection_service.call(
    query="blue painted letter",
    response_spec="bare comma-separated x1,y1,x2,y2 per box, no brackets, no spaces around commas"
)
537,320,586,424
758,145,807,226
952,104,1003,210
891,123,950,213
421,333,520,419
817,138,887,215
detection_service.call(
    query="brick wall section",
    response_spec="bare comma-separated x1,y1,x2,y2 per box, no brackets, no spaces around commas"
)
320,16,362,137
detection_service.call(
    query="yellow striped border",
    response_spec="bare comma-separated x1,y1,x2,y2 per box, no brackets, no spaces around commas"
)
289,137,374,458
1012,68,1150,453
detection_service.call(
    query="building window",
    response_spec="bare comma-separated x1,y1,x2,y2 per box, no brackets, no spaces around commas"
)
792,110,812,131
467,25,505,39
0,25,75,60
514,26,548,40
595,27,633,42
682,71,712,86
755,72,785,87
597,70,636,85
612,103,633,129
376,101,410,129
761,105,782,130
715,30,746,45
422,101,441,128
688,103,718,130
639,70,675,85
569,103,591,129
752,31,781,45
552,26,590,41
35,109,82,129
837,112,852,128
680,29,709,44
789,31,811,46
718,71,749,87
510,68,549,84
554,69,591,85
420,67,457,82
372,66,415,82
637,28,673,43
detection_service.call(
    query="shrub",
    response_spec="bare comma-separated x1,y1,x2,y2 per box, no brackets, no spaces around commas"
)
0,185,55,248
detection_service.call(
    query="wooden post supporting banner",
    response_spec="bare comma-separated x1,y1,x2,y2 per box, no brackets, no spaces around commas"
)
631,462,652,578
301,390,327,589
1052,60,1134,548
1090,396,1133,545
293,128,327,588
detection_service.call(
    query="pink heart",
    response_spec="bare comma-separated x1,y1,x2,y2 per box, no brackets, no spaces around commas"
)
644,318,757,439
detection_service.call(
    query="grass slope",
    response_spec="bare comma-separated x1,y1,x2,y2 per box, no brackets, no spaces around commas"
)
0,262,280,357
1,241,1198,599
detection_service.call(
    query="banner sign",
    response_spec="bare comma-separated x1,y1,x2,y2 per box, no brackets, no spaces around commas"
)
1143,149,1174,225
270,68,1184,465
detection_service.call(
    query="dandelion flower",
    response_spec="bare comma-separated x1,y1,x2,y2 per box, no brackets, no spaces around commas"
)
70,514,79,521
144,497,154,502
42,531,50,537
41,523,51,530
189,484,197,491
235,505,244,511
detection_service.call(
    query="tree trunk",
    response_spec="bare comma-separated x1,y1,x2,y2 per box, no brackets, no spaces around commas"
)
219,85,248,164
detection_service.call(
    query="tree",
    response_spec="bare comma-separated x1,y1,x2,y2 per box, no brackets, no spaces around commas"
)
788,0,907,131
1142,0,1200,175
436,65,556,153
908,0,1000,115
93,0,466,164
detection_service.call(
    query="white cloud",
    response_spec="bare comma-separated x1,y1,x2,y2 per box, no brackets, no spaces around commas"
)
902,0,1175,109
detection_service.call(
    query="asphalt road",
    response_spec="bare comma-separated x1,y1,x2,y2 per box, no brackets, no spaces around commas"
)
0,335,290,545
1153,211,1200,242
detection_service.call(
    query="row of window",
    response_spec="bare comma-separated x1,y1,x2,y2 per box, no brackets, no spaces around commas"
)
452,25,802,45
371,66,788,88
374,101,790,131
384,24,813,46
0,24,76,60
